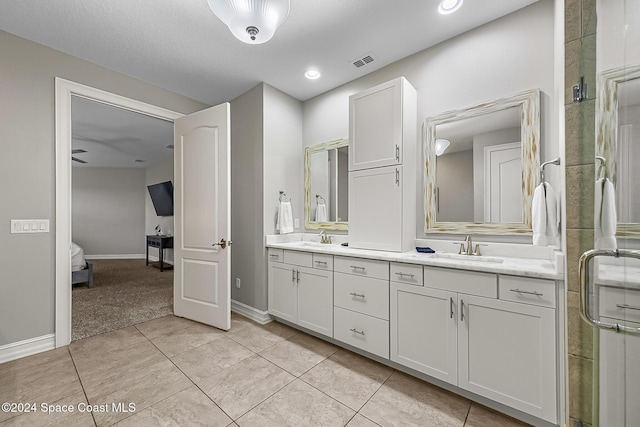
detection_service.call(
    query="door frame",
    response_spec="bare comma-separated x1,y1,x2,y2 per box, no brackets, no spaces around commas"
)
54,78,182,347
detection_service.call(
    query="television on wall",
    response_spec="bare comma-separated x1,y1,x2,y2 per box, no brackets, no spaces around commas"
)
147,181,174,216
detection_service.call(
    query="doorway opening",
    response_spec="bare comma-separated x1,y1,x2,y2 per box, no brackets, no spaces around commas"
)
55,78,183,347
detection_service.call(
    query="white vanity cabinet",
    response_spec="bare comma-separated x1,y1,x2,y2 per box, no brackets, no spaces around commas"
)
333,256,390,358
348,77,417,252
267,249,333,337
391,267,558,424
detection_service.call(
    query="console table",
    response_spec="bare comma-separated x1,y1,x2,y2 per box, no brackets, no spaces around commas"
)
146,235,173,272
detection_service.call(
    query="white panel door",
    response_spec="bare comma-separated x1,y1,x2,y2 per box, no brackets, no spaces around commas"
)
297,266,333,337
173,103,231,330
268,262,297,324
458,295,556,422
484,142,522,223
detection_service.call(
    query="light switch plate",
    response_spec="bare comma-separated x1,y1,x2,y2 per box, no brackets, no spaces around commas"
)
11,219,49,234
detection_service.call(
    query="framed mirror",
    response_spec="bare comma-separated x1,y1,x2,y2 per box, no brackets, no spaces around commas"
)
423,89,540,234
305,138,349,231
596,64,640,238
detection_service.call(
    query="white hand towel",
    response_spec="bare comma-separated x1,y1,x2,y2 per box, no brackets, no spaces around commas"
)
277,201,294,234
316,201,327,222
532,183,559,246
595,178,617,249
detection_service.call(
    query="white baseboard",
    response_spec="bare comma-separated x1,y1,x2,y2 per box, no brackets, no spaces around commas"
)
85,254,145,260
231,300,272,325
0,334,56,364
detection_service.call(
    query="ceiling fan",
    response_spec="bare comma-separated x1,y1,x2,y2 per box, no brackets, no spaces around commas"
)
71,148,87,164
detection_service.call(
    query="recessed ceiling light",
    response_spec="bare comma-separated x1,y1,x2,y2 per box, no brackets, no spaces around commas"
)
305,69,321,80
438,0,463,15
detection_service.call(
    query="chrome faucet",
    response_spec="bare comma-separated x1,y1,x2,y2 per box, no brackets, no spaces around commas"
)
320,230,332,244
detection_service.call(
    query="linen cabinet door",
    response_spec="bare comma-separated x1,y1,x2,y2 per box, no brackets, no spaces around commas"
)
458,295,557,423
348,165,403,251
297,266,333,337
391,282,458,385
268,262,297,324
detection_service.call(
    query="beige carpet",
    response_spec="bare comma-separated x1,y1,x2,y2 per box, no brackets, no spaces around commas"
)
72,259,173,341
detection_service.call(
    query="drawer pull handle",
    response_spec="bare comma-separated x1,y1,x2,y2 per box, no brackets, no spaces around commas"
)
315,261,328,265
349,292,366,298
616,304,640,311
349,328,365,336
395,272,415,279
350,265,366,271
269,254,279,259
510,288,543,297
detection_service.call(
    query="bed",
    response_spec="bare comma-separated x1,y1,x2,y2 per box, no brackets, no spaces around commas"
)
71,242,93,288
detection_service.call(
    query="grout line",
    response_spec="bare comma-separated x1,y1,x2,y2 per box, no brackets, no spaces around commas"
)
66,346,98,427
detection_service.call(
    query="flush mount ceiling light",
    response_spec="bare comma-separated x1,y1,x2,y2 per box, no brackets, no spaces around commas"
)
435,139,451,156
438,0,463,15
207,0,290,44
304,69,321,80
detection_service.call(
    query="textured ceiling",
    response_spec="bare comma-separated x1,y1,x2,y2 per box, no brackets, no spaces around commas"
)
0,0,538,106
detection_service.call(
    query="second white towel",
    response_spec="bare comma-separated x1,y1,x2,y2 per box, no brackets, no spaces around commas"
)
276,201,294,234
316,201,327,222
595,177,617,249
532,183,559,247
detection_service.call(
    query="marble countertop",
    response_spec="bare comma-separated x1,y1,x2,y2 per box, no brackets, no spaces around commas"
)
595,264,640,289
266,236,564,281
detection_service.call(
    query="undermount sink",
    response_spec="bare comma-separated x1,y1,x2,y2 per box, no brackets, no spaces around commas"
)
431,252,504,263
293,241,327,247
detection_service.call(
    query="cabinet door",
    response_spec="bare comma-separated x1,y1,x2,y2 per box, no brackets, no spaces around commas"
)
349,165,402,251
391,282,458,385
458,295,556,423
297,266,333,337
268,262,297,323
349,79,402,171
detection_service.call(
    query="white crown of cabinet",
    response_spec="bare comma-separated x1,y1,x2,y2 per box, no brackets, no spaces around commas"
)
348,77,417,252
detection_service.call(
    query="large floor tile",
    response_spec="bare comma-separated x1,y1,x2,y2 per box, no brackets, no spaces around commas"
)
135,315,196,339
198,354,295,420
347,414,381,427
464,404,531,427
0,348,83,423
69,326,147,356
300,349,393,411
149,322,226,358
360,371,471,427
113,385,232,427
230,312,258,332
226,321,296,353
71,338,167,389
171,337,255,383
0,391,94,427
236,379,354,427
84,359,192,427
259,332,338,376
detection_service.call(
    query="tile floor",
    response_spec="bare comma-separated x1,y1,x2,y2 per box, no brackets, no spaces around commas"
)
0,313,531,426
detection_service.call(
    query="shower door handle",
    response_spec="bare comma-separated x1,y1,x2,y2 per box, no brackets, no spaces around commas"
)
579,248,640,334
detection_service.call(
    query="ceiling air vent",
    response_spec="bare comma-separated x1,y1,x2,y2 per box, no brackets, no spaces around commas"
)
351,53,376,69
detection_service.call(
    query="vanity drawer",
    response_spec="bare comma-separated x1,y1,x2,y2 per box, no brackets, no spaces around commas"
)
267,248,284,263
391,262,423,286
313,253,334,271
334,307,389,359
334,272,389,320
283,250,313,268
599,286,640,324
334,256,389,280
424,266,497,298
499,276,556,308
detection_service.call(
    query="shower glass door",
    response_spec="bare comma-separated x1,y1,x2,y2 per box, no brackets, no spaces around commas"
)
582,2,640,425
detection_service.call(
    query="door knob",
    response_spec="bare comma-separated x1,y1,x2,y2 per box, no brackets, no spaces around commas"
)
212,238,231,249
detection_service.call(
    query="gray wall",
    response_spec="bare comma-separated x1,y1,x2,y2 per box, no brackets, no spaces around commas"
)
301,0,557,238
72,168,146,255
0,29,207,347
230,83,303,312
436,150,474,222
145,156,174,263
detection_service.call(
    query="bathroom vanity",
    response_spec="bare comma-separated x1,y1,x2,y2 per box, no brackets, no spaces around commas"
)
266,237,564,426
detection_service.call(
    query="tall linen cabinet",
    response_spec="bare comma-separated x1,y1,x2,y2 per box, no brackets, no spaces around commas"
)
348,77,417,252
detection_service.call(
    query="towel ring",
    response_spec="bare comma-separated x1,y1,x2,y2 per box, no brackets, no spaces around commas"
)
279,191,290,202
540,157,561,182
315,194,326,204
596,156,607,178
